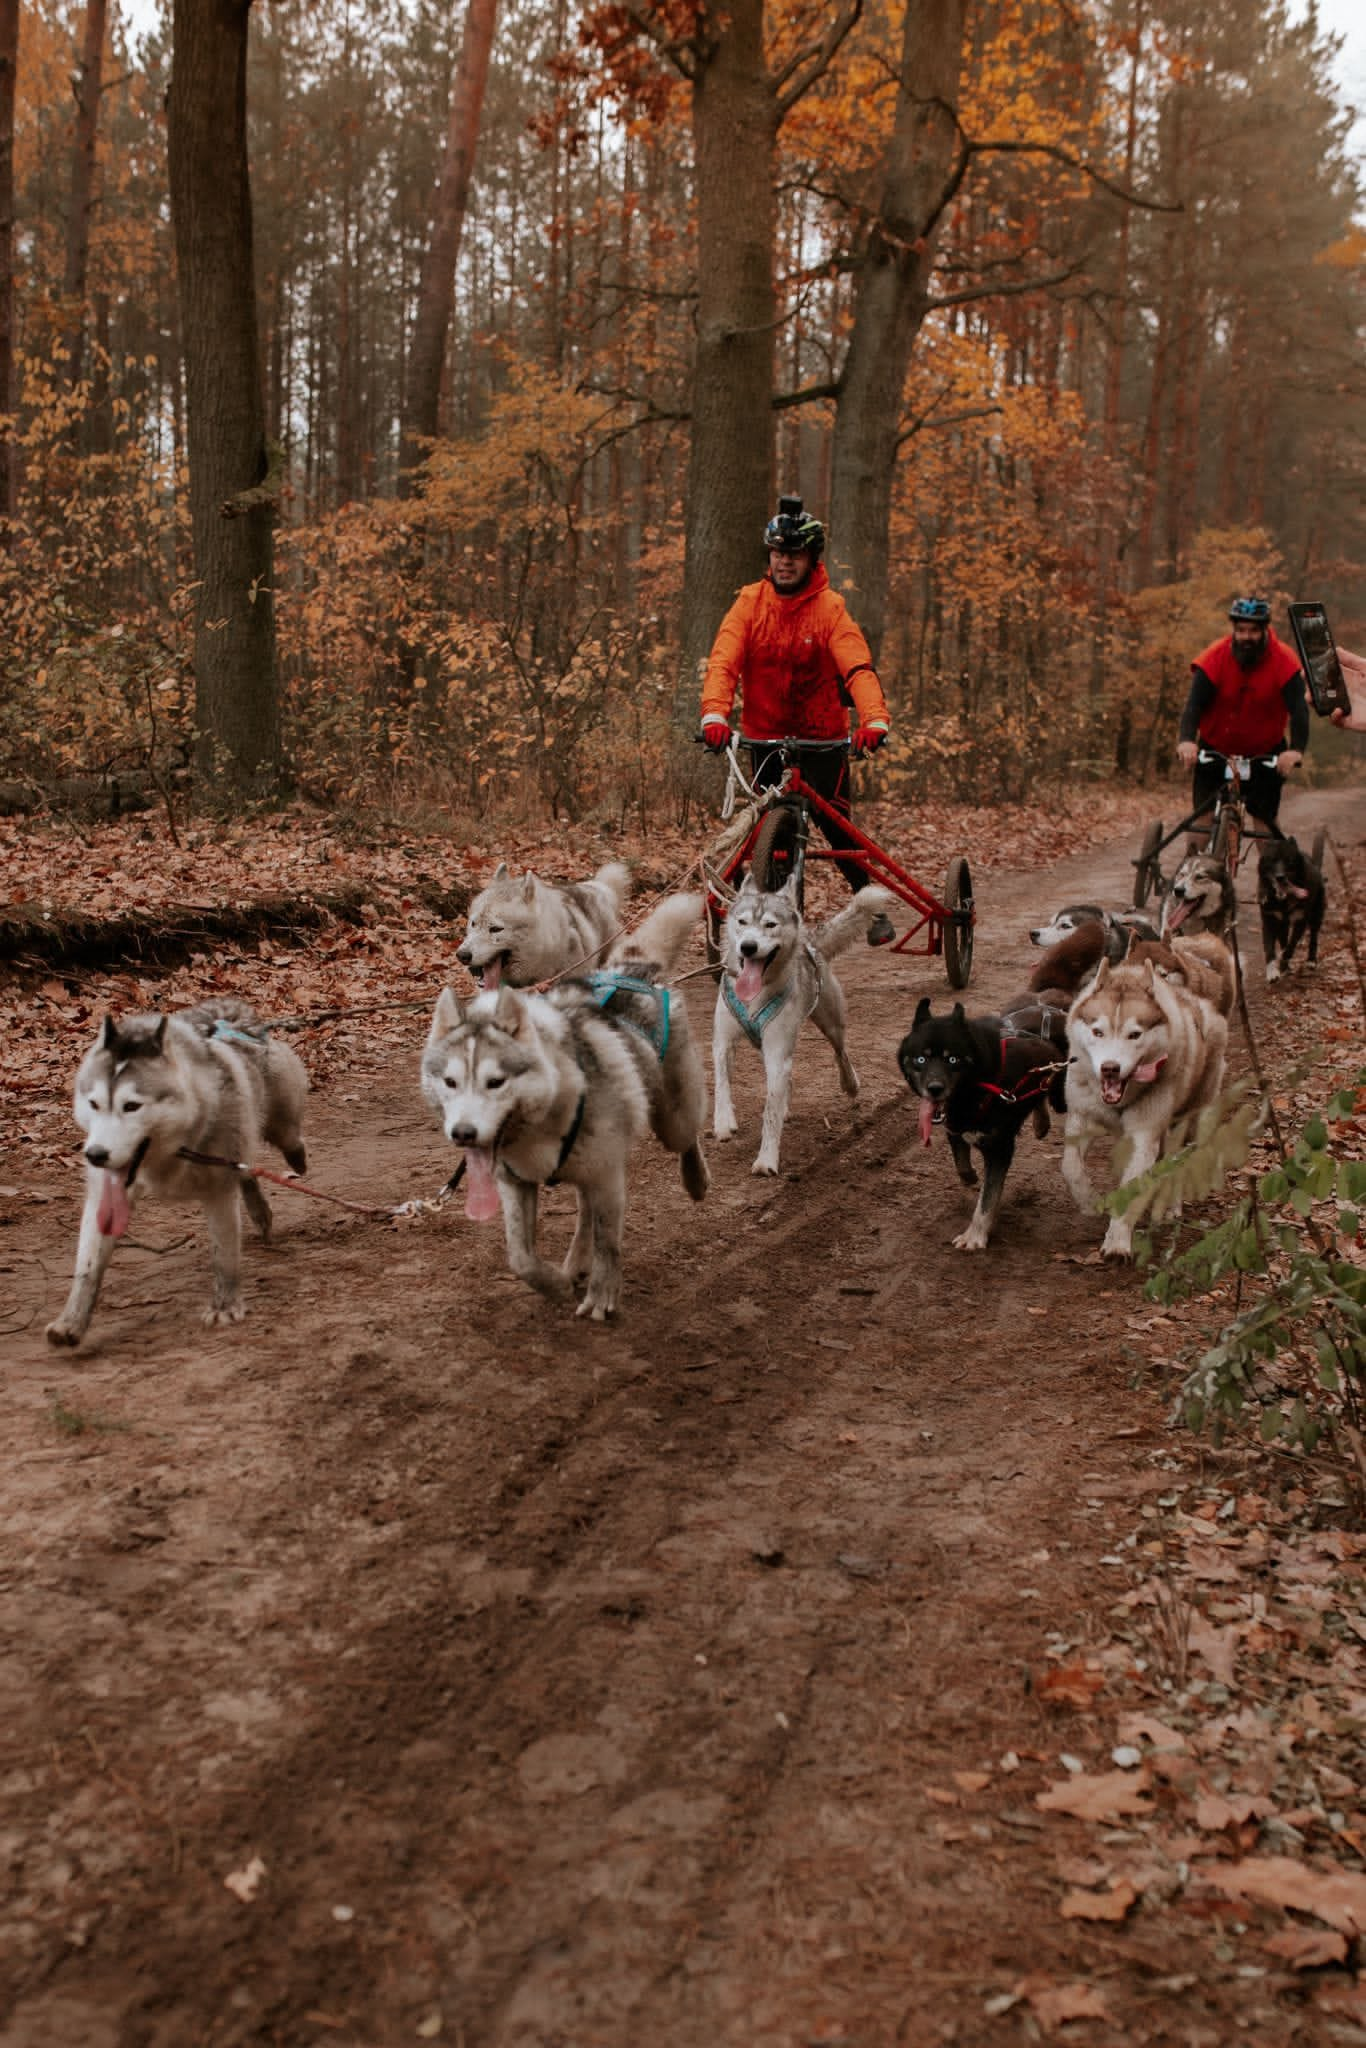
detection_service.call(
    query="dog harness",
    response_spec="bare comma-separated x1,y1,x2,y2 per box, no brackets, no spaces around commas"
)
720,972,790,1047
209,1018,270,1049
583,972,672,1059
501,1091,587,1190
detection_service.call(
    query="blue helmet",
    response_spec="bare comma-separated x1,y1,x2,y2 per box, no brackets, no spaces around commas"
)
1228,596,1271,625
764,495,825,560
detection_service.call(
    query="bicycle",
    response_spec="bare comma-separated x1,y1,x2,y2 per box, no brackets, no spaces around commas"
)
701,734,975,987
1133,747,1308,906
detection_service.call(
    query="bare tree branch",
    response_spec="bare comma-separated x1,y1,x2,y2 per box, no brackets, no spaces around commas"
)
927,255,1092,311
894,401,1003,451
771,0,862,117
613,2,704,83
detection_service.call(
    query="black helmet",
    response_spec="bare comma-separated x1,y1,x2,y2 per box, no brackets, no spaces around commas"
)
764,494,825,560
1228,595,1271,625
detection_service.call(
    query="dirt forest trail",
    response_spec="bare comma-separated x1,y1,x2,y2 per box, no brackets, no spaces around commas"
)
2,786,1364,2048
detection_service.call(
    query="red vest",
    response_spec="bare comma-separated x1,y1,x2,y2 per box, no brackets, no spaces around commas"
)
1192,631,1300,756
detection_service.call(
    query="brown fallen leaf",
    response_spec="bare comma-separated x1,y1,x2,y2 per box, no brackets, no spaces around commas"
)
1115,1712,1187,1753
1208,1856,1366,1935
1014,1975,1112,2034
953,1770,992,1793
924,1786,960,1807
1188,1613,1241,1685
1036,1767,1153,1822
1264,1926,1349,1969
1195,1793,1274,1833
1036,1663,1105,1709
1060,1880,1138,1923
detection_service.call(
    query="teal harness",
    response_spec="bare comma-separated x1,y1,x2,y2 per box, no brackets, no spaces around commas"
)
584,972,672,1060
209,1018,269,1049
720,972,791,1048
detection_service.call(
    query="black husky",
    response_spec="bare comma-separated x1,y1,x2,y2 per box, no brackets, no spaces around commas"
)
1257,837,1326,984
897,998,1067,1251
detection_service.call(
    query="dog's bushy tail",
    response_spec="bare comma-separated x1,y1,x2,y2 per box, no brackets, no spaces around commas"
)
610,891,703,979
813,885,895,959
591,861,633,911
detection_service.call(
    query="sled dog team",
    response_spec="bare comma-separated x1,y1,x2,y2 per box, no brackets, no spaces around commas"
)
46,835,1322,1344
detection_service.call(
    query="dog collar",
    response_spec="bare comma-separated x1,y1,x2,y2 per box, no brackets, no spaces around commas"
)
721,972,790,1047
500,1092,586,1189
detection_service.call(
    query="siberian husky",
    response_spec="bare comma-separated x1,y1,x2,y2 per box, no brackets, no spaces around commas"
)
1161,852,1237,941
456,860,630,988
898,998,1067,1250
1029,904,1160,956
711,875,894,1176
423,893,708,1321
1257,837,1325,982
1062,958,1228,1260
47,1000,308,1346
1123,931,1237,1017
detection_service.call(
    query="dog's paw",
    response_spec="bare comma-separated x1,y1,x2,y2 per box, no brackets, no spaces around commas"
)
1265,959,1282,984
202,1300,248,1327
713,1119,738,1144
951,1225,990,1251
576,1291,617,1321
751,1156,780,1177
45,1318,83,1348
1099,1222,1134,1263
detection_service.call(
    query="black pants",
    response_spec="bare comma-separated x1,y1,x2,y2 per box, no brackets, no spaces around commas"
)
747,743,871,893
1191,752,1285,832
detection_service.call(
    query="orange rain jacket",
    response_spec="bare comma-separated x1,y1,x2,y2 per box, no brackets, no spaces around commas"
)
700,564,890,741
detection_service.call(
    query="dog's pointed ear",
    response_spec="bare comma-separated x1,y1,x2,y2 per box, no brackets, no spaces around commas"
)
521,872,537,902
1092,959,1110,989
492,985,524,1034
1125,929,1141,959
492,861,508,883
781,873,800,903
149,1016,167,1054
429,987,464,1041
914,995,931,1026
951,1002,965,1023
100,1014,119,1052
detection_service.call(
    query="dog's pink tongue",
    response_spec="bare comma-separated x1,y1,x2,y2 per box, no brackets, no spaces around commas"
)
480,958,502,991
96,1170,131,1239
1165,899,1190,930
919,1096,936,1147
463,1147,501,1222
734,960,763,1004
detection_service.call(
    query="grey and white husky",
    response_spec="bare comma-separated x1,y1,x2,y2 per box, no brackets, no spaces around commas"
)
712,875,894,1176
47,1000,308,1346
1161,851,1237,940
424,894,708,1321
456,860,631,988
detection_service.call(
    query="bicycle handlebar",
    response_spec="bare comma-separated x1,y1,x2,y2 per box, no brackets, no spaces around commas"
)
1197,746,1280,770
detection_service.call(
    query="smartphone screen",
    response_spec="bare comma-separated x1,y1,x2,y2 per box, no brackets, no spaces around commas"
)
1287,603,1352,717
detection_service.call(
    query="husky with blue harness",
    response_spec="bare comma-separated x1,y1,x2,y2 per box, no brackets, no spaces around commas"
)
47,999,309,1348
712,871,894,1177
423,893,708,1322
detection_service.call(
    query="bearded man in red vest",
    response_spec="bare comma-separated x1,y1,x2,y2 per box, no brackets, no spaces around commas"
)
1175,595,1308,832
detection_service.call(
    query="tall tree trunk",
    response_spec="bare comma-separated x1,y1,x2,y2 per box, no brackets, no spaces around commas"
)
61,0,108,394
827,0,966,663
0,0,18,533
677,0,777,702
399,0,497,490
167,0,280,792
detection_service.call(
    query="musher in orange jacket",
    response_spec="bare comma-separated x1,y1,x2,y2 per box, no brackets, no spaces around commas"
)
1176,595,1308,832
699,496,894,944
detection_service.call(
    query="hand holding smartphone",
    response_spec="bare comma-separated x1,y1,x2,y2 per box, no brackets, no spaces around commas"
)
1286,601,1354,718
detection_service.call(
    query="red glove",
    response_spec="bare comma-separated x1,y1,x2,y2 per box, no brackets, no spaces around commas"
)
701,721,732,751
852,726,888,757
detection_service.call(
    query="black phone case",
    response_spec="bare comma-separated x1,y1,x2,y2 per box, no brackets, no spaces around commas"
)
1287,604,1352,718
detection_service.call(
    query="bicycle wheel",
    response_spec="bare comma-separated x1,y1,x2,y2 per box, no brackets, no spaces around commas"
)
750,804,803,908
942,854,974,989
1134,819,1163,907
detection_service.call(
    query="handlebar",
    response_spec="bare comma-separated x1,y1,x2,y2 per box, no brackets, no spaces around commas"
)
1197,747,1280,775
693,732,852,752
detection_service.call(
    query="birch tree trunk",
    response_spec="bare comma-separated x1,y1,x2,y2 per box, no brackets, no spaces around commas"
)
167,0,280,791
827,0,965,664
